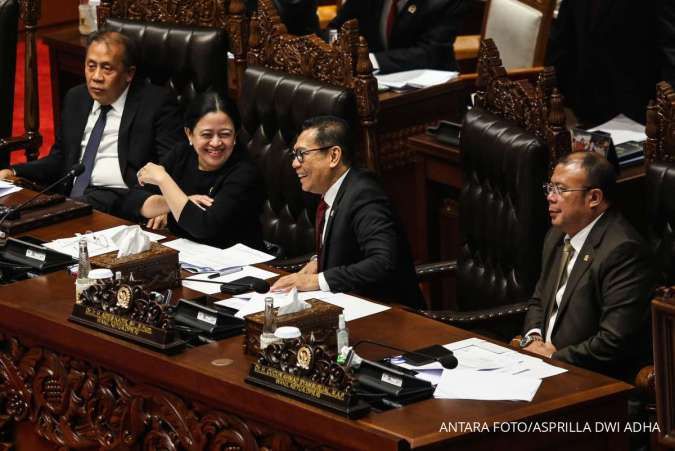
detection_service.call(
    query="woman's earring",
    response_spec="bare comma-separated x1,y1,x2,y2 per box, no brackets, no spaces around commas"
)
189,140,193,146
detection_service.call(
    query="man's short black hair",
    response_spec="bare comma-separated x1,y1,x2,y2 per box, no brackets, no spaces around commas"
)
300,116,355,165
557,151,617,203
86,30,138,70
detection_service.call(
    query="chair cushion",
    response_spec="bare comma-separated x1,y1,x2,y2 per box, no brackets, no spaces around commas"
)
105,18,227,109
484,0,543,69
458,107,550,311
239,65,356,258
646,161,675,284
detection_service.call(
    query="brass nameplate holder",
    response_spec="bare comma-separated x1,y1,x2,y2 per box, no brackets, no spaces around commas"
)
69,280,185,354
246,338,370,418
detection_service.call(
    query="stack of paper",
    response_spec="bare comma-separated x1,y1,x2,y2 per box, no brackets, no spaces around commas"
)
43,225,165,258
589,114,646,145
215,290,390,321
376,69,459,90
433,369,542,402
0,180,21,198
163,239,275,272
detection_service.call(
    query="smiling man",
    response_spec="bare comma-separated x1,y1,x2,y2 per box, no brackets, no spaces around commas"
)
0,30,182,218
271,116,424,309
520,152,655,381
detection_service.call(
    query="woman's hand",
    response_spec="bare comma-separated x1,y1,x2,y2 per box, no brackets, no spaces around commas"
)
146,213,168,230
137,163,168,186
188,194,214,210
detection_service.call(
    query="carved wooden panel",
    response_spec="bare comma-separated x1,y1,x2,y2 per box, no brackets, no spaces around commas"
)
97,0,229,28
645,81,675,165
245,0,380,171
0,333,332,450
474,38,570,167
652,287,675,449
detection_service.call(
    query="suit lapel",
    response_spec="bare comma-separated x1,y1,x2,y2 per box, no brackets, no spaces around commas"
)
393,0,417,38
552,211,613,332
318,169,353,271
117,82,141,177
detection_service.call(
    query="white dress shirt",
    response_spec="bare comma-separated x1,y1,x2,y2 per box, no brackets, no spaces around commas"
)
78,85,129,189
527,212,605,342
317,168,350,292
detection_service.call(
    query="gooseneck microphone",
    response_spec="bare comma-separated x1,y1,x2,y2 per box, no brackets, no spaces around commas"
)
346,339,458,370
0,163,86,223
180,276,270,294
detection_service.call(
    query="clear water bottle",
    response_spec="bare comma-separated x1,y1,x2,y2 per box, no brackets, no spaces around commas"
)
75,237,92,303
260,296,279,350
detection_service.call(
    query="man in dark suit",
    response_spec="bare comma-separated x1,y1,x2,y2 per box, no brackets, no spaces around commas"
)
328,0,467,74
0,30,182,218
521,152,655,381
271,116,424,309
547,0,661,125
245,0,319,36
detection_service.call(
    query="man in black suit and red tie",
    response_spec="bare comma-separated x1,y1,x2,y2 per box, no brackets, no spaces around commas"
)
329,0,468,74
0,30,182,219
271,116,424,309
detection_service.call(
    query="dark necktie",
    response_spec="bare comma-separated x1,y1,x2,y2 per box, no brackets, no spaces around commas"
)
315,197,329,268
546,238,575,341
386,0,398,42
70,104,112,198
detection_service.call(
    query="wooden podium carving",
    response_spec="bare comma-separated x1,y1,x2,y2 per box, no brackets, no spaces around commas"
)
645,81,675,165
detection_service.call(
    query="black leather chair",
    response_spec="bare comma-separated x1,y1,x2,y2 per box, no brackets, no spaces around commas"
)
0,0,18,167
104,18,228,109
238,65,357,268
419,107,550,340
645,161,675,285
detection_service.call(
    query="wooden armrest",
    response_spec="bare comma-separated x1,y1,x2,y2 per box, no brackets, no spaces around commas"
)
415,260,457,280
418,301,529,325
268,253,314,272
453,34,480,61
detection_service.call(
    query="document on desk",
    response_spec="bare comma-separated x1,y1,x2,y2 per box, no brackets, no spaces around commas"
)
43,226,165,258
375,69,459,90
433,369,542,402
589,113,646,145
0,180,22,198
163,239,275,272
183,266,277,295
215,290,390,321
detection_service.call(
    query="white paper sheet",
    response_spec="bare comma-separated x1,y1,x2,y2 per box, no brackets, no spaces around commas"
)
376,69,459,90
589,114,647,145
182,265,278,295
43,225,165,258
163,239,275,271
216,290,390,321
433,369,542,401
0,180,22,198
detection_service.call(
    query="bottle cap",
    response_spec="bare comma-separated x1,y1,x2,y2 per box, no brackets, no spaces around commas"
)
88,268,114,280
274,326,301,340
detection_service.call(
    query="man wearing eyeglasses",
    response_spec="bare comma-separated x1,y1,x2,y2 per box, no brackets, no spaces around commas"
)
520,151,655,382
270,116,424,309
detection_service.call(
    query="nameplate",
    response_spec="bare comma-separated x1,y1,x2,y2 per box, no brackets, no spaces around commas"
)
251,363,348,403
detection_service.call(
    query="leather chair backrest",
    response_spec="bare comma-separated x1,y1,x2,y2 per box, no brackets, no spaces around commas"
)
458,107,550,310
105,18,228,110
239,65,356,258
646,161,675,285
0,0,18,150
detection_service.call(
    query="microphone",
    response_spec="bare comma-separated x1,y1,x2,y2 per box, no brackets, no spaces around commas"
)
180,276,270,294
344,339,458,370
0,163,85,223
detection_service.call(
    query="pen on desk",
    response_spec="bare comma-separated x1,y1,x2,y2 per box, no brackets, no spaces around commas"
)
207,266,243,279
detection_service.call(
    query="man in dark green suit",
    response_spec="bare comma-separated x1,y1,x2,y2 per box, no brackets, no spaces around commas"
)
521,152,656,382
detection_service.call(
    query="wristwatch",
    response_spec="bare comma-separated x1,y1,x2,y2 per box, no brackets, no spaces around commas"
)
519,334,542,349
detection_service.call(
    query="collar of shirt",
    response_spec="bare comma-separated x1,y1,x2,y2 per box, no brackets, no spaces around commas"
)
91,83,130,116
323,168,350,208
567,211,605,254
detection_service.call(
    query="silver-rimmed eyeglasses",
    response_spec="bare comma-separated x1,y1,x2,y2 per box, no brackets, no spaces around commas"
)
290,145,335,163
542,183,592,197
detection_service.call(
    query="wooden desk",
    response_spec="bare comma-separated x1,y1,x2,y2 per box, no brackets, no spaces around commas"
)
0,190,633,450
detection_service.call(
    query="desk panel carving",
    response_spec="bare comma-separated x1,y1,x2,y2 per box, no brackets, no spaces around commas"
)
0,334,329,450
97,0,228,28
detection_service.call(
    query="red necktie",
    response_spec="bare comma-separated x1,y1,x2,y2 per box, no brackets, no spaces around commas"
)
386,0,398,41
315,198,329,268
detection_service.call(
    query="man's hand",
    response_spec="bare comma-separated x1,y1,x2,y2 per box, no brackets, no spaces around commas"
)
525,341,557,358
298,259,318,275
0,169,14,180
271,273,319,292
146,213,168,230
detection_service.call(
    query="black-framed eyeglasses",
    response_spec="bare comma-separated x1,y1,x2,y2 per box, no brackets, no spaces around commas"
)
290,145,335,163
542,183,593,197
